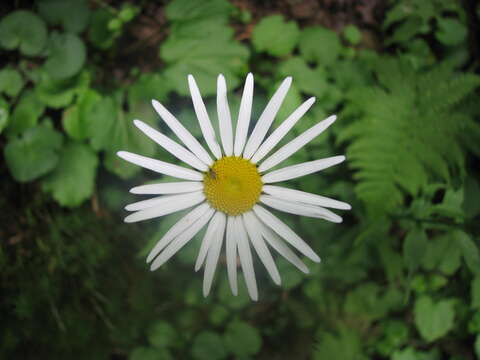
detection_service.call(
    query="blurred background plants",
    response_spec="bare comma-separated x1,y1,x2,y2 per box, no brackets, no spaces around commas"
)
1,0,480,359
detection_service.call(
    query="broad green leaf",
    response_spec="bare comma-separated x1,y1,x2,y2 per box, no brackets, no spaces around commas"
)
422,234,461,275
7,91,45,136
4,124,63,182
223,321,262,357
147,321,177,348
403,227,428,273
343,25,362,45
191,332,227,360
456,230,480,274
435,18,467,46
0,10,47,55
128,73,171,110
160,26,249,96
88,9,117,49
0,96,9,134
42,142,98,207
299,26,341,65
165,0,233,22
86,94,157,178
277,57,328,98
414,296,455,342
35,70,90,108
0,68,24,97
208,305,228,326
252,15,299,57
37,0,90,33
44,32,86,80
314,328,368,360
63,89,101,140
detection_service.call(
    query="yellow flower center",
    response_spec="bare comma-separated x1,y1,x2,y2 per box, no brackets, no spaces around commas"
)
203,156,262,216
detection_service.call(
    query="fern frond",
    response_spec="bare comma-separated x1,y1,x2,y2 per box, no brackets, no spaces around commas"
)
341,57,480,215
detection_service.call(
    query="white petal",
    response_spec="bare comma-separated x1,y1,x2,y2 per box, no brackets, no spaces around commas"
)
226,216,238,295
262,185,351,210
242,212,281,285
217,74,233,156
235,216,258,301
234,73,254,156
258,115,336,172
124,192,205,223
243,77,292,159
151,99,213,166
260,194,343,223
251,97,315,164
262,156,346,183
195,211,223,271
203,212,227,297
188,75,222,159
150,207,215,271
125,191,202,212
133,119,208,172
259,220,309,274
130,181,203,195
253,205,320,262
147,203,211,263
117,151,203,181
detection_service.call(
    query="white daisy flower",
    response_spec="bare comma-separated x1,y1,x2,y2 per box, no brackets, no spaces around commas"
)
117,73,350,301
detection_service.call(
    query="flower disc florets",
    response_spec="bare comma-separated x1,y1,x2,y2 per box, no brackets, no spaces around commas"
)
203,156,262,216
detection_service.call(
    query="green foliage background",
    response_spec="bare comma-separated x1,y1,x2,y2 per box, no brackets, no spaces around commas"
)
1,0,480,359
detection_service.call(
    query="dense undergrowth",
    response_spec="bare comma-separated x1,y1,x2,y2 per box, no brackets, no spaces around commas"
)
1,0,480,359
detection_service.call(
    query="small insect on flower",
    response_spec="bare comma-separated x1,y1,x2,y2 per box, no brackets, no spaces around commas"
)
117,73,351,301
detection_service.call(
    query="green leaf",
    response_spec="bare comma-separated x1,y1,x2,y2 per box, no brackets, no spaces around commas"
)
456,230,480,274
165,0,233,22
0,96,9,134
343,25,362,45
88,9,117,49
252,15,299,57
436,18,467,46
191,332,227,360
414,296,455,342
314,328,368,360
160,25,249,97
86,94,157,178
44,32,86,80
37,0,90,33
0,10,47,55
4,124,63,182
128,72,171,109
0,68,24,97
277,57,328,98
35,70,90,108
7,91,45,136
299,26,341,65
147,321,177,348
403,227,428,273
422,234,461,275
42,142,98,207
223,321,262,357
63,89,102,140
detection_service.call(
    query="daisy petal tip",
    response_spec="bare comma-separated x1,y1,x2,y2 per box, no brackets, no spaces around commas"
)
123,215,134,223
